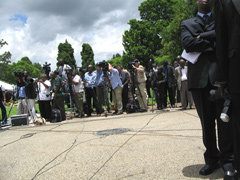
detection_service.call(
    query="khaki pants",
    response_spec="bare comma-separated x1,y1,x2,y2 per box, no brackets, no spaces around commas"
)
17,99,28,115
180,81,194,108
136,83,148,110
74,92,84,115
112,85,122,112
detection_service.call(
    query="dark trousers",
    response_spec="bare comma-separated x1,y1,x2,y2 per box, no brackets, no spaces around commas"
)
155,85,165,109
122,86,129,111
231,93,240,173
191,82,233,165
85,87,100,115
0,100,7,122
146,83,151,98
164,84,175,107
38,100,52,120
53,95,66,120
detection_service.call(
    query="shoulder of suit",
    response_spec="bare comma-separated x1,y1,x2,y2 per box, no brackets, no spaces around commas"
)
182,17,198,24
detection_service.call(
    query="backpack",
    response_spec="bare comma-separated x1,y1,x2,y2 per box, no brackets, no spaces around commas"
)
51,109,62,123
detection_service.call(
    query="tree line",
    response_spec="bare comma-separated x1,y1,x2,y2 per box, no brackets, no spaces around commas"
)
0,0,197,84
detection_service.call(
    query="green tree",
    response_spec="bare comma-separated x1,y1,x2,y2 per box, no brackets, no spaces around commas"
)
0,39,11,81
33,62,44,73
57,39,76,69
122,0,177,68
122,19,162,68
159,0,197,64
5,60,41,84
107,57,123,68
80,43,96,69
21,56,32,64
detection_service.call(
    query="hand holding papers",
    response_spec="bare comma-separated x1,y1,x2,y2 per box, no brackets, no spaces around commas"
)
181,49,201,64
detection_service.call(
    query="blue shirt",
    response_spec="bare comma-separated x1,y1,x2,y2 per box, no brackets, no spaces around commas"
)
95,70,105,86
197,12,212,18
84,71,96,88
110,68,122,90
15,86,26,98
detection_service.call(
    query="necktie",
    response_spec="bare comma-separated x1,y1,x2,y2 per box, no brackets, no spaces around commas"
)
203,14,209,23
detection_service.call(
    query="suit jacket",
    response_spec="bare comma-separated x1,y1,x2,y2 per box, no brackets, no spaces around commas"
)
121,70,129,88
215,0,240,94
175,66,188,91
162,65,175,88
181,14,217,90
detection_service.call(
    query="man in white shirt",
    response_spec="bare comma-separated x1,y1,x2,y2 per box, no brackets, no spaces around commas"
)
68,70,84,118
36,74,52,121
174,59,194,110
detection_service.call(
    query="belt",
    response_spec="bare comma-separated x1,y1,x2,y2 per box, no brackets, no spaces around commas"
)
18,97,25,99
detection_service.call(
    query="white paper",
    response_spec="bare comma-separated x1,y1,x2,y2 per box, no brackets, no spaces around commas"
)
181,49,201,64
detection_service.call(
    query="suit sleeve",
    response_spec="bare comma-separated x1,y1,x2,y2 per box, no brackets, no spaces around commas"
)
215,0,229,82
181,21,212,52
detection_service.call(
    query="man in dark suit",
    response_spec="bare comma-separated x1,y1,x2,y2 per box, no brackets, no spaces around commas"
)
181,0,234,178
162,60,175,108
117,65,130,112
215,0,240,179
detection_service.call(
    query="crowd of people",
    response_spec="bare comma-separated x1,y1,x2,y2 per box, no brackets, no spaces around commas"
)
0,56,195,125
0,0,239,179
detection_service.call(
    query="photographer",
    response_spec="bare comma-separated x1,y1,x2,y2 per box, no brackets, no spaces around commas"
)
24,71,37,123
52,70,66,121
36,74,52,121
0,85,7,124
15,72,28,115
132,59,148,112
68,70,84,118
84,65,101,117
108,63,123,115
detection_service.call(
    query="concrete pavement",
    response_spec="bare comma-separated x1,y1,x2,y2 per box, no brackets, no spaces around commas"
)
0,106,225,180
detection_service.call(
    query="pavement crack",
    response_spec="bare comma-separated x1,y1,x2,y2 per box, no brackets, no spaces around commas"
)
88,113,160,180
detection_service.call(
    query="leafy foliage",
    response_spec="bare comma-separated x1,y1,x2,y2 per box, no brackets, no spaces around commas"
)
0,39,12,81
5,59,42,84
159,0,197,64
80,43,96,69
21,56,32,64
57,40,76,69
122,0,177,69
107,57,123,68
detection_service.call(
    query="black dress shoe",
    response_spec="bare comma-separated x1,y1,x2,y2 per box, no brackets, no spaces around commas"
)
199,163,220,175
224,171,235,180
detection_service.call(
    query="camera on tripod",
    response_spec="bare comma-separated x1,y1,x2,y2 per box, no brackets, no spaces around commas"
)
127,62,135,72
14,71,24,78
209,87,231,122
99,60,109,77
66,69,73,76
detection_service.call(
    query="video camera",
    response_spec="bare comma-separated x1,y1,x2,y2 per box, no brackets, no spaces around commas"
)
209,86,231,122
99,60,109,77
14,71,24,78
127,62,135,71
66,68,73,76
43,62,51,78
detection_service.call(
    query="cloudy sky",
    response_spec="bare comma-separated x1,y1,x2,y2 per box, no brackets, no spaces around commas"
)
0,0,144,70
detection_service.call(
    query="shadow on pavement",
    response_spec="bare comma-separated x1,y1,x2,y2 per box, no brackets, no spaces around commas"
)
182,164,224,179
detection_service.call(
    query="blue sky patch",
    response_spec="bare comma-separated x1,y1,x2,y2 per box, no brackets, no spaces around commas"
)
9,14,28,25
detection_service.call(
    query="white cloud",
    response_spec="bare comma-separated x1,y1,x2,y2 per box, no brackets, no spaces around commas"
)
0,0,144,71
